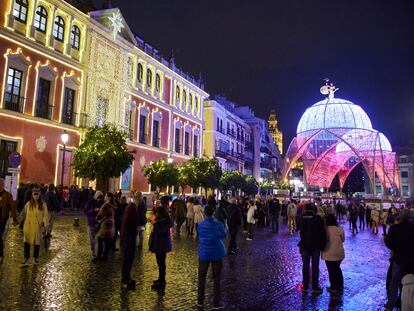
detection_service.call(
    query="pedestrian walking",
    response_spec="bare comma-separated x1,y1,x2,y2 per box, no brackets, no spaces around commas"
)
349,204,358,234
246,200,257,240
384,209,414,310
358,203,366,230
371,207,379,234
322,214,345,293
42,184,60,238
287,200,297,235
299,203,327,294
174,197,187,234
95,192,115,262
135,192,147,248
20,185,49,266
120,197,139,290
196,204,227,310
380,208,388,236
186,197,195,236
193,198,205,236
112,195,127,251
269,196,281,233
84,190,104,259
227,198,242,254
0,177,18,265
149,196,173,291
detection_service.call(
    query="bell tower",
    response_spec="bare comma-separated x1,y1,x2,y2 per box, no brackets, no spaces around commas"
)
268,109,283,154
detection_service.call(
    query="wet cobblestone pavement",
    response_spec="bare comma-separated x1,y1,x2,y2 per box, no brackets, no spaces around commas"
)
1,215,390,311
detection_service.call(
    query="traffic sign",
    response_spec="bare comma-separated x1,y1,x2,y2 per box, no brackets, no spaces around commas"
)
7,167,21,174
8,152,22,168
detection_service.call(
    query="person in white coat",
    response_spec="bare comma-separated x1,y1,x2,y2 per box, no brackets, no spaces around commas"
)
20,185,48,266
246,200,257,240
193,198,205,236
287,200,298,235
322,214,345,293
186,197,195,236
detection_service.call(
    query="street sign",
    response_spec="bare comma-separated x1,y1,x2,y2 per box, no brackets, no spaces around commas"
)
7,167,21,174
8,151,22,168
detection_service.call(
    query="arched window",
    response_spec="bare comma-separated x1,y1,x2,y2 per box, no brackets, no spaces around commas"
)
189,94,193,112
13,0,28,23
183,90,187,104
155,73,161,92
70,25,81,50
137,63,143,83
195,96,199,115
176,85,180,101
53,16,65,42
34,6,47,32
146,68,153,88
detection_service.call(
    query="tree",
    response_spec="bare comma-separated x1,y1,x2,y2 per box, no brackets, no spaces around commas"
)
143,159,179,193
178,158,201,193
198,158,222,195
241,175,258,195
220,170,245,195
72,124,134,192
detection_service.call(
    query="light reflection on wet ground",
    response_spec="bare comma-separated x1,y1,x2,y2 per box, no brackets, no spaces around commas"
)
0,216,389,310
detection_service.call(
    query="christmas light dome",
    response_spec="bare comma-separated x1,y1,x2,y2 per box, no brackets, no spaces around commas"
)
296,98,373,134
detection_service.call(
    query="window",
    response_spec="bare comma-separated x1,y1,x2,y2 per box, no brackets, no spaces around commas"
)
402,186,409,196
13,0,28,23
183,90,187,105
4,68,24,112
152,120,160,147
195,97,199,115
146,68,153,88
53,16,65,42
220,120,223,132
62,88,76,125
175,128,181,153
401,171,409,178
216,117,220,131
70,26,81,50
184,131,190,155
155,73,161,92
189,94,193,112
137,63,143,83
176,85,180,102
35,78,52,119
193,135,198,157
139,115,147,144
34,6,47,32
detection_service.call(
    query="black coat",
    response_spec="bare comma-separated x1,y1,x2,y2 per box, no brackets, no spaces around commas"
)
149,217,173,254
385,219,414,266
269,200,281,216
299,210,327,251
227,204,242,228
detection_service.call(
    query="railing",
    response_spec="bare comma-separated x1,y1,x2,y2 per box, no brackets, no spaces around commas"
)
194,149,199,158
184,145,190,155
3,92,24,113
61,111,76,126
35,104,53,120
139,133,147,144
215,149,227,158
175,144,182,153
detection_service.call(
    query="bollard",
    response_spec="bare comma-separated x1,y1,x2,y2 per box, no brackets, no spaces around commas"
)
73,218,80,227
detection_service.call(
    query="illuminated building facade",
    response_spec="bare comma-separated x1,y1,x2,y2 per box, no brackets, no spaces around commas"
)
0,0,87,186
0,1,208,193
268,109,283,155
283,83,399,194
203,97,252,175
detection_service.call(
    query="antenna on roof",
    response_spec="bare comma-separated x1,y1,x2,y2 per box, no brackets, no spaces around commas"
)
320,78,338,99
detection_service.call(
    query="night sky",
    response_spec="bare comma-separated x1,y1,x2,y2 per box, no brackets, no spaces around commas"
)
95,0,414,150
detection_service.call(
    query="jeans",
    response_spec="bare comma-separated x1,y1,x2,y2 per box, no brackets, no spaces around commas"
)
198,258,223,307
121,235,137,283
359,216,365,230
325,260,343,290
228,227,238,251
0,222,5,257
155,253,167,283
271,214,279,232
247,223,255,239
97,237,111,259
301,248,320,289
88,226,97,256
24,242,40,259
387,261,402,308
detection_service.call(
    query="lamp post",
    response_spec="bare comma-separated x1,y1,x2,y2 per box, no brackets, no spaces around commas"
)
60,130,69,186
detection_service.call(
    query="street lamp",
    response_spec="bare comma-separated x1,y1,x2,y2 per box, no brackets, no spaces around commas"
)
60,130,69,186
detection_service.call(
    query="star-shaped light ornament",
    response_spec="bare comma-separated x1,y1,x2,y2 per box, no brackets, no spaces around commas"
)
108,11,124,40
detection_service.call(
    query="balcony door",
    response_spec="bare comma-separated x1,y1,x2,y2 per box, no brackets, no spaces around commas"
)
35,78,51,119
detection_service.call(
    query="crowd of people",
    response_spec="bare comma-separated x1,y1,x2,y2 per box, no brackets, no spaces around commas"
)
1,178,414,310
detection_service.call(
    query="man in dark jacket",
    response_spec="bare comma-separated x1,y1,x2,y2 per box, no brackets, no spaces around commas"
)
226,199,242,255
42,184,60,236
299,203,327,293
197,204,227,310
384,209,414,310
269,196,281,233
120,198,139,290
0,178,18,265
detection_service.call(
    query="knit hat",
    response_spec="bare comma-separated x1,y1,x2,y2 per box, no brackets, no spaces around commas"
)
94,190,104,199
